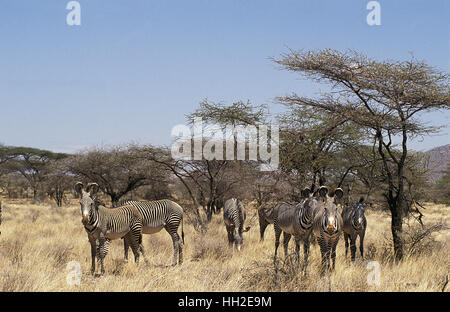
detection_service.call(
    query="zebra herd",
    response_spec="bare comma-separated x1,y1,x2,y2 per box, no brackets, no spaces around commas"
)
259,186,368,274
74,182,366,276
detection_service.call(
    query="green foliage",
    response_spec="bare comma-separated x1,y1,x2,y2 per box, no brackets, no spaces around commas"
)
434,163,450,204
187,99,267,127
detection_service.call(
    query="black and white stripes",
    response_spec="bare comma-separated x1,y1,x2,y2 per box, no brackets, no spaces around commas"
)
342,198,367,261
311,186,344,275
119,199,185,265
223,198,250,251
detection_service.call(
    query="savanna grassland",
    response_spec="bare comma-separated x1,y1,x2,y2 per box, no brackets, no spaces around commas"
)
0,198,448,292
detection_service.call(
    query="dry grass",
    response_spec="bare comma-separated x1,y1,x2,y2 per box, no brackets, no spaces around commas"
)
0,198,448,292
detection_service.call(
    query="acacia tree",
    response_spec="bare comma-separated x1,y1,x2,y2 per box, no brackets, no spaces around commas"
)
45,158,75,207
68,145,168,206
186,99,268,220
277,104,364,193
6,147,69,201
0,145,15,166
274,49,450,260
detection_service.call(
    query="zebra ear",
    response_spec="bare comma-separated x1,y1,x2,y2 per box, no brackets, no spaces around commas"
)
318,186,328,198
301,188,311,198
334,188,344,200
86,183,100,196
75,182,84,197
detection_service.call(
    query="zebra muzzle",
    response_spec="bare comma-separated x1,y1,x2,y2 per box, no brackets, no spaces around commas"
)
327,217,336,231
82,215,89,224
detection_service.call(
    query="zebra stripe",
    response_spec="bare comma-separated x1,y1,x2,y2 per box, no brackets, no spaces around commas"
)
119,199,184,265
223,198,249,251
342,198,367,261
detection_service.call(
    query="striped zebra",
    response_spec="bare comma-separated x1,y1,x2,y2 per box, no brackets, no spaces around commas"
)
272,189,315,269
75,182,146,276
342,197,367,261
258,188,312,241
311,186,344,275
119,199,185,266
223,198,250,251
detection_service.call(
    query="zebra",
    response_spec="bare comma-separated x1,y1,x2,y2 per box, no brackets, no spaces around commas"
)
258,188,312,241
311,186,344,275
272,189,316,269
342,197,367,262
223,198,250,251
75,182,147,276
119,199,185,266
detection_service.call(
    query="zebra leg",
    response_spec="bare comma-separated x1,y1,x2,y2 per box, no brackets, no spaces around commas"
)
226,225,234,247
294,236,301,264
138,238,149,266
176,228,183,265
274,225,282,264
350,235,357,262
88,236,96,275
166,224,183,265
258,212,268,241
344,233,349,258
178,240,183,265
283,232,291,258
97,236,109,276
331,242,337,271
170,232,182,266
123,239,129,262
318,238,329,275
359,233,365,260
302,235,310,272
124,233,140,265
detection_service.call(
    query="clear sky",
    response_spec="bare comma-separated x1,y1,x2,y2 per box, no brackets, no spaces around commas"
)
0,0,449,153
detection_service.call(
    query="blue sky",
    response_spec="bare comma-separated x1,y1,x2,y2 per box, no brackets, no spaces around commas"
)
0,0,449,153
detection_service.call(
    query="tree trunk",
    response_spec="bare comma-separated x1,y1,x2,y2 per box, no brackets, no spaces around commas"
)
390,201,404,261
206,200,213,222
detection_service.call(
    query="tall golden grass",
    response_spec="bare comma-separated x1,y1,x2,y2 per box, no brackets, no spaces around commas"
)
0,198,448,292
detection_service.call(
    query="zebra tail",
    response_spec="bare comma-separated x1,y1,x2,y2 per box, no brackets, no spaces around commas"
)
181,215,185,245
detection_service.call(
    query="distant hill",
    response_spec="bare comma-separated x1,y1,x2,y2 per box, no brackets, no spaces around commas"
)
424,144,450,183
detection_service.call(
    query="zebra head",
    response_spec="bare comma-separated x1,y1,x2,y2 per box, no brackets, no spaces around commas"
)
317,186,344,234
75,182,100,226
352,197,366,230
233,230,244,251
